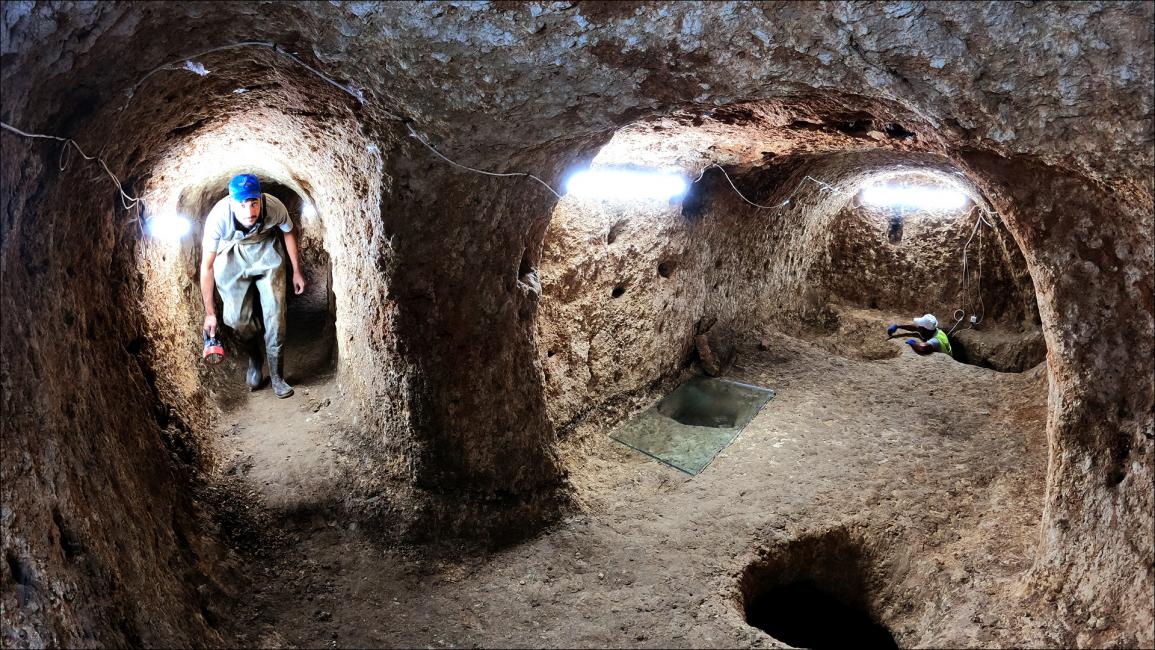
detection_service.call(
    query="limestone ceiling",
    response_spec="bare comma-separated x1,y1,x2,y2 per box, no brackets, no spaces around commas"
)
1,1,1151,184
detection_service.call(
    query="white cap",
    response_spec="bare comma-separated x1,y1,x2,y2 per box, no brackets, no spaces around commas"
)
913,314,938,330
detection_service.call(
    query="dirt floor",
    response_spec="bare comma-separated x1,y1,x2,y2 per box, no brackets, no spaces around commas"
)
208,320,1052,648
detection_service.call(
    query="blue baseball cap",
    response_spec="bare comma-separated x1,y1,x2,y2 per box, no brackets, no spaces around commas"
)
228,174,262,201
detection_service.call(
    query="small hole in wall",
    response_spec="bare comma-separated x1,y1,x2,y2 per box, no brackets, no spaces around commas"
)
547,349,557,358
611,285,627,298
607,221,626,245
52,508,83,561
884,123,916,140
714,259,724,269
125,337,145,355
658,261,674,278
6,551,29,585
6,550,34,606
887,210,904,244
518,247,534,281
1109,434,1132,487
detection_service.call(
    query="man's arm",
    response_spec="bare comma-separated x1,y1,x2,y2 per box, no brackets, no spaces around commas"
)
905,338,937,355
886,323,920,339
283,230,306,295
201,249,218,336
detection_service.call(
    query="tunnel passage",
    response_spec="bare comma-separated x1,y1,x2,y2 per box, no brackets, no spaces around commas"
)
113,69,407,526
133,116,366,419
143,170,342,407
173,177,339,390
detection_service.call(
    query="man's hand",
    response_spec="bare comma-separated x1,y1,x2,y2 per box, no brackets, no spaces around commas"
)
293,271,307,295
905,338,917,346
204,314,218,337
887,324,898,335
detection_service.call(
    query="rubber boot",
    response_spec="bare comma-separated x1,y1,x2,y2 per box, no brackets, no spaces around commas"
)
268,354,294,398
245,341,264,391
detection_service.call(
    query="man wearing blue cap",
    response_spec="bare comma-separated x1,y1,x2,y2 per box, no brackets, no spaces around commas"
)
200,174,306,398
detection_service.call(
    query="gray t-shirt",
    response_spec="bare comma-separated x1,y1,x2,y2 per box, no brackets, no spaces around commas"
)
202,193,293,254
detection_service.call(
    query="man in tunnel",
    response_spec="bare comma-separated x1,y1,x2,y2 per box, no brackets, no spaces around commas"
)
200,174,306,398
886,313,953,357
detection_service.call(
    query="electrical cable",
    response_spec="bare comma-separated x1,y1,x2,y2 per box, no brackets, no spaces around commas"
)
405,123,562,199
1,121,142,211
975,214,986,323
123,40,389,114
127,41,274,105
123,41,552,198
5,38,1009,248
948,308,966,336
951,204,998,334
692,164,852,211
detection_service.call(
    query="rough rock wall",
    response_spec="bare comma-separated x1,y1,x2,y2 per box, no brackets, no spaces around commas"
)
822,201,1038,330
1,134,232,647
4,2,1151,180
537,197,712,430
376,138,597,536
960,153,1154,647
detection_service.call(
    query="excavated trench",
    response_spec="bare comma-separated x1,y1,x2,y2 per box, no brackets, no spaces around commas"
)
2,3,1153,649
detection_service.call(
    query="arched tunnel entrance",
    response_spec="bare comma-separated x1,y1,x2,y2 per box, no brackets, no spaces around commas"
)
1,4,1151,650
146,166,346,513
116,77,394,517
172,175,338,395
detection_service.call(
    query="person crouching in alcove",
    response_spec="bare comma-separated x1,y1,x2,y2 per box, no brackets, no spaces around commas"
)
200,174,306,398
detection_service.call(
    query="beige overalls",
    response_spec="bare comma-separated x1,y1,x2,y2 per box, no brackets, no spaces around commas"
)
214,223,288,358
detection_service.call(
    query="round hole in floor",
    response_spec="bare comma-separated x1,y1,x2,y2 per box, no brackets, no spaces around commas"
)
611,285,626,298
746,579,897,649
739,528,898,649
658,261,674,278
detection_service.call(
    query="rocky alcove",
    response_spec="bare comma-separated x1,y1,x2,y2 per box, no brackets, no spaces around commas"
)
2,3,1152,649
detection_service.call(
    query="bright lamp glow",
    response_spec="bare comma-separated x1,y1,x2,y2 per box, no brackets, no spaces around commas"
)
565,169,688,201
145,213,191,239
302,202,318,219
862,184,967,211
